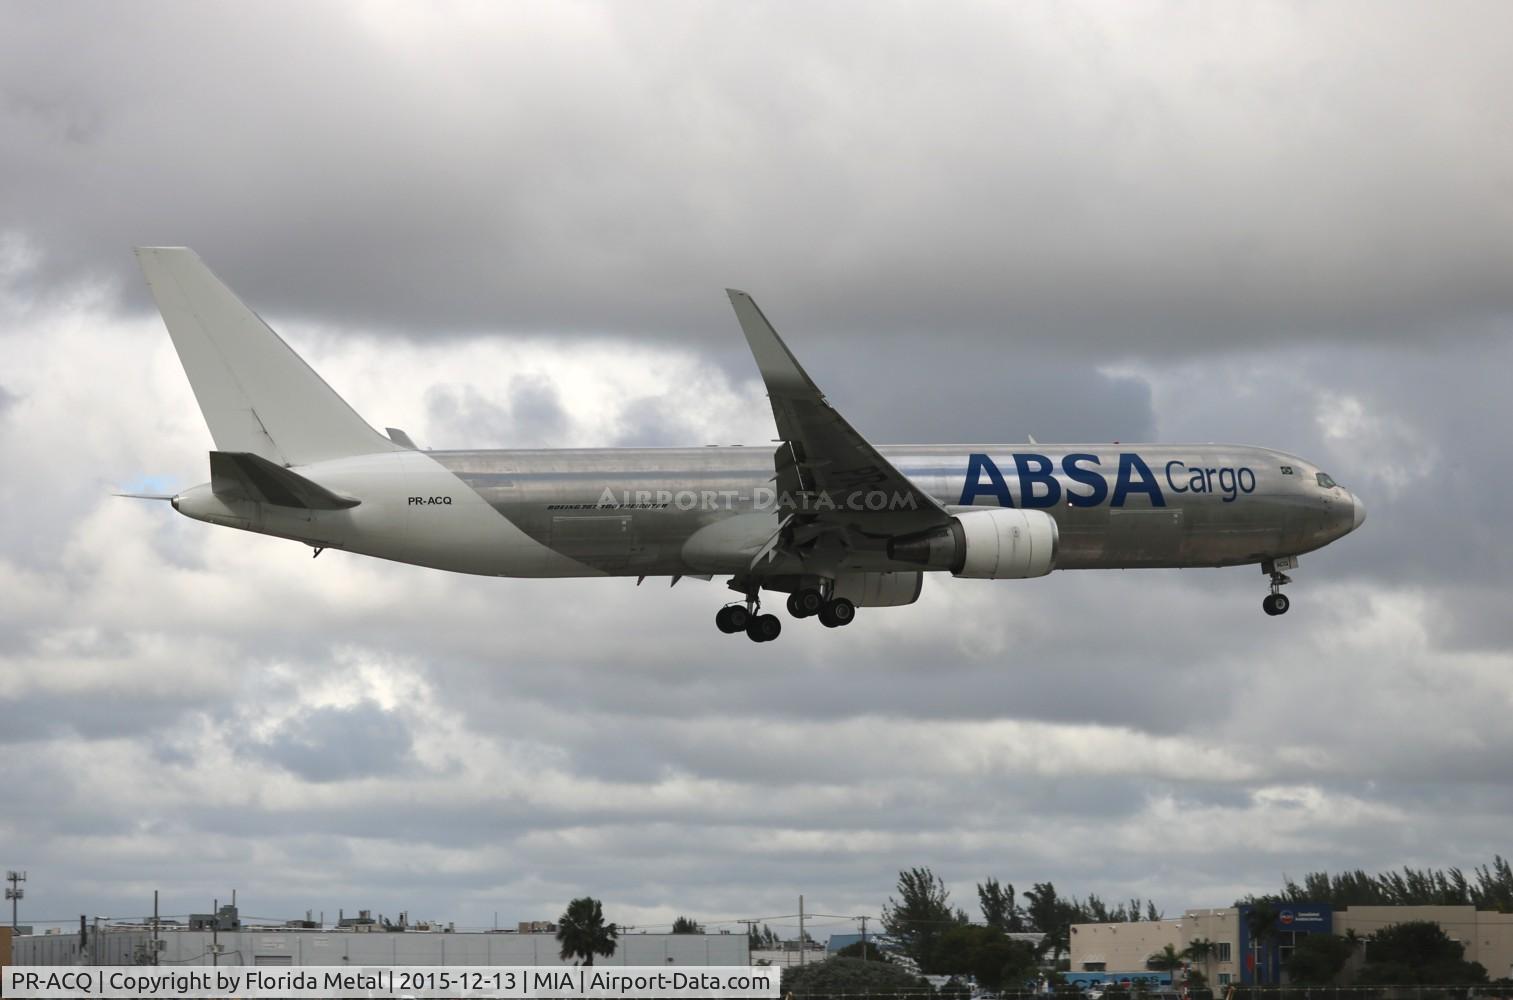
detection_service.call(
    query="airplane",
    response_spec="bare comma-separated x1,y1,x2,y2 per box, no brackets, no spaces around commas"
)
125,247,1365,642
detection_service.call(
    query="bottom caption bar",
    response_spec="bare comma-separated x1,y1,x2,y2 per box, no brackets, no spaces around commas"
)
2,966,781,999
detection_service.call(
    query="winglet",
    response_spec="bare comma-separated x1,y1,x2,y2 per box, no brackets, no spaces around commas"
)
726,289,825,397
725,289,952,533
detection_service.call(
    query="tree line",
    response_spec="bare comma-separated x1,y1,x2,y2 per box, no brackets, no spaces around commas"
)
1240,855,1513,910
881,868,1163,988
552,855,1513,978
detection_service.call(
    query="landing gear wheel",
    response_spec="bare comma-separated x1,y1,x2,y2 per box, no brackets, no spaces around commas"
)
1262,593,1290,616
818,597,856,628
789,588,824,618
716,605,750,634
746,613,782,642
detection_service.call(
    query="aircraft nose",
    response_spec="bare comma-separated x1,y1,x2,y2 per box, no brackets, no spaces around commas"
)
1351,492,1366,531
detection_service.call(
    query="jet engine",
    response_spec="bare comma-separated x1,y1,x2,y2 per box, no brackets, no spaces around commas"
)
887,508,1059,579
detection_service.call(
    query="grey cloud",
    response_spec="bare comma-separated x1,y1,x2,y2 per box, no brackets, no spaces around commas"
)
612,397,703,448
770,341,1157,445
3,4,1512,355
237,702,416,783
425,374,568,448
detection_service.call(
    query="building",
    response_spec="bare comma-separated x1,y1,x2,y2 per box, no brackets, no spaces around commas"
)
1338,906,1513,981
12,928,749,968
1,926,12,969
1070,904,1513,986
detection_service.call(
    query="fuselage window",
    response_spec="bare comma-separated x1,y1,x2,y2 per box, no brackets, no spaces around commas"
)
1316,472,1337,488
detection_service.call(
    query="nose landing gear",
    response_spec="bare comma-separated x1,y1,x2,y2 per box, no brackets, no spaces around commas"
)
1262,592,1290,616
1261,557,1296,616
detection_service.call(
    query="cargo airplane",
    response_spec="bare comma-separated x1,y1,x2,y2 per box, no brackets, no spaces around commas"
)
126,248,1366,642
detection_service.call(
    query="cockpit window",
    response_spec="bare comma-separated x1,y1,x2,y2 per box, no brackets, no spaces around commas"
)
1316,472,1338,488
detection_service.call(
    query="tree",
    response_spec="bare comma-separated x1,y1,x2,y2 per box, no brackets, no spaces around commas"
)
934,924,1039,993
979,878,1022,932
1146,944,1183,974
780,957,930,998
1182,938,1216,986
1358,921,1488,985
1025,883,1075,964
882,867,962,971
671,916,703,934
1241,855,1513,911
556,897,618,967
1284,933,1354,985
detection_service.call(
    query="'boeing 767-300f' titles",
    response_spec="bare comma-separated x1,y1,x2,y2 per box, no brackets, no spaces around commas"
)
125,248,1366,642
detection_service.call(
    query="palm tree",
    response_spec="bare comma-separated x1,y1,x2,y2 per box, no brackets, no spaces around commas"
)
1244,905,1280,985
1038,923,1071,967
556,897,618,967
1147,944,1184,981
1182,938,1217,986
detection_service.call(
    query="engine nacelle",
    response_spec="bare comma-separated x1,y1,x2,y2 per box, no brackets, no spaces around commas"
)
887,508,1058,579
831,571,924,607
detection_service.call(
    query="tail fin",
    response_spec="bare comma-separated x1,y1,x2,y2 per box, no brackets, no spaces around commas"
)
135,247,401,466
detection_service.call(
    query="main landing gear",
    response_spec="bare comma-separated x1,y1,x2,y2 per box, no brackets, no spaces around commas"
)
716,584,856,641
785,586,855,629
1261,557,1296,617
716,603,782,642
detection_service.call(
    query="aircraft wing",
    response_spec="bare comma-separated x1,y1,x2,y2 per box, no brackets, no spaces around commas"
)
727,290,953,542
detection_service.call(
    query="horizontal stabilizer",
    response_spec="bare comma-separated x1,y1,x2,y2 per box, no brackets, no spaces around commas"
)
209,451,360,510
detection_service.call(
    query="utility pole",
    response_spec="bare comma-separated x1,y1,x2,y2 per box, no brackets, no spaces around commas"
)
798,896,805,967
212,898,218,968
5,871,24,930
153,890,160,966
857,916,869,962
738,920,759,965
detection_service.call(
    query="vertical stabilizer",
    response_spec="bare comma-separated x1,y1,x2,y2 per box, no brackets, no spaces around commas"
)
135,247,400,466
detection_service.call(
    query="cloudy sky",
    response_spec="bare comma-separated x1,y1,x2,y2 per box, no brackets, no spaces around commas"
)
2,1,1511,938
